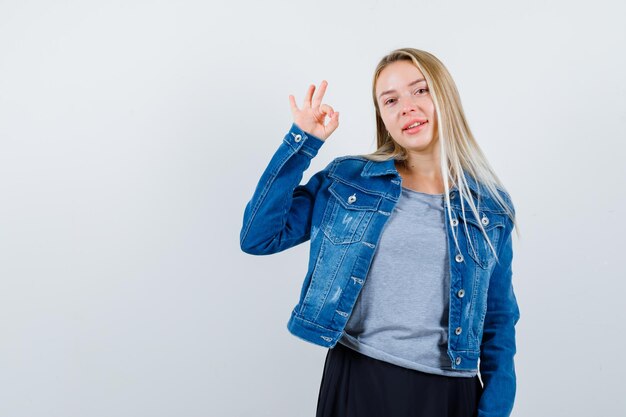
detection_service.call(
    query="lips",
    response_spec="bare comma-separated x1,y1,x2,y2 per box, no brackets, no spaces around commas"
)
402,119,428,130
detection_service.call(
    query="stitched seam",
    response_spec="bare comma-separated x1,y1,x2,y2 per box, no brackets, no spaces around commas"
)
302,238,327,308
312,244,350,322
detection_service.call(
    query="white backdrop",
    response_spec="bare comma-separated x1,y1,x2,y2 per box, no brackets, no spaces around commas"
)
1,1,625,416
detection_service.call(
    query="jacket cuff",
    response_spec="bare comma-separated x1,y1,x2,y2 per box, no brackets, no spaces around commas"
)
283,123,325,157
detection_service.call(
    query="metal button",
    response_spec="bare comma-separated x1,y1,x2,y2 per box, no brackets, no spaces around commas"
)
451,218,458,227
450,192,456,199
457,289,465,298
294,134,302,142
455,357,462,365
455,254,464,263
455,326,462,335
347,193,357,204
481,215,489,226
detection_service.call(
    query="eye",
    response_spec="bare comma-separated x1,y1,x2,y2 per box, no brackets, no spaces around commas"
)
384,88,429,105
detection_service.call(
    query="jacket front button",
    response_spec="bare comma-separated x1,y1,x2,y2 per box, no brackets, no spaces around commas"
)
451,218,458,226
457,289,465,298
347,194,357,204
455,357,462,365
455,326,462,335
450,192,456,199
481,215,489,225
455,254,464,262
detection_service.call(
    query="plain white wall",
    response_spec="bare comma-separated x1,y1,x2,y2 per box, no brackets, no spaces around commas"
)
1,1,625,416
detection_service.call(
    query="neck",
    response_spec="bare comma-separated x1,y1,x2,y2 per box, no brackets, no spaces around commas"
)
395,159,445,194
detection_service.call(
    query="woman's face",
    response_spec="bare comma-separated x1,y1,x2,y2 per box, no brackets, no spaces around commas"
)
375,60,438,154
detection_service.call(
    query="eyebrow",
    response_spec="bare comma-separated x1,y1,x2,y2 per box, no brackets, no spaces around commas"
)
378,78,427,100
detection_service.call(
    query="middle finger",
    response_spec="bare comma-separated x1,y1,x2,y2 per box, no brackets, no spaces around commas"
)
311,80,328,108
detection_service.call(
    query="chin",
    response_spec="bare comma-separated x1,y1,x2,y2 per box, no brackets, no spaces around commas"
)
404,136,435,146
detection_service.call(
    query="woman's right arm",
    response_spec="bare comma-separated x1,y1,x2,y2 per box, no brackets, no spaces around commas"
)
239,81,340,255
239,123,330,255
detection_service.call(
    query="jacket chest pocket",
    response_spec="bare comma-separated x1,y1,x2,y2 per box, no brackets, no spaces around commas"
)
457,211,506,269
322,181,382,245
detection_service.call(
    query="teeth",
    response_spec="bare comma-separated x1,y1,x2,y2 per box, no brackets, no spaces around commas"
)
407,121,425,129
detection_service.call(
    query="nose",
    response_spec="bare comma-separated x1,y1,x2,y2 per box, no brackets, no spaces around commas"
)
400,95,420,116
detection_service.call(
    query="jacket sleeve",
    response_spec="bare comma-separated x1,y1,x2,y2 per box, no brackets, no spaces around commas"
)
478,208,521,417
239,123,333,255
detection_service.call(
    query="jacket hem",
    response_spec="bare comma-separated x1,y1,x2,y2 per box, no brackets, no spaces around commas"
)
286,308,342,348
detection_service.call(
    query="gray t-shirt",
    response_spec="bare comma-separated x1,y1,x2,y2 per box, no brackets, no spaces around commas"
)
339,186,477,377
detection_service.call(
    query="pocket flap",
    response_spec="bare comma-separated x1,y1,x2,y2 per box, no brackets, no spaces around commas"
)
329,181,382,211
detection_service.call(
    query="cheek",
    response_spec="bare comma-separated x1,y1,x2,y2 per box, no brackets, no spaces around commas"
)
380,110,396,129
428,103,437,119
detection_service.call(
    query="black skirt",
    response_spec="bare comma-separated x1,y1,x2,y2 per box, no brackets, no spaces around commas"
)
316,342,484,417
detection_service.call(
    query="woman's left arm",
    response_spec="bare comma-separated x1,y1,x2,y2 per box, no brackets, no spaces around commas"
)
477,216,521,417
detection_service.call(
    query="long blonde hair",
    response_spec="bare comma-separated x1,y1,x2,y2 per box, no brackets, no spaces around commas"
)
361,47,519,263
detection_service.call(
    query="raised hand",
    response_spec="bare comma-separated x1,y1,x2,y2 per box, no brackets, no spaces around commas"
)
288,80,340,141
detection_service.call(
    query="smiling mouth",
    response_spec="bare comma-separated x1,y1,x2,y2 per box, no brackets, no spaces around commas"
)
403,120,428,131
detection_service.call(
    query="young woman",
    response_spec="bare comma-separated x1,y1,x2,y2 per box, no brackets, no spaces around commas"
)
240,47,520,417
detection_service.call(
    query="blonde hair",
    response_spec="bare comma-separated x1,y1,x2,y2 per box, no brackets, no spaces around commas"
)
361,47,520,263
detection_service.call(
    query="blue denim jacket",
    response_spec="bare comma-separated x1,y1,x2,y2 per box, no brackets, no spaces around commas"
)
240,123,520,417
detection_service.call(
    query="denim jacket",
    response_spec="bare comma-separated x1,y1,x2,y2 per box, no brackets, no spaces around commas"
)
240,123,520,417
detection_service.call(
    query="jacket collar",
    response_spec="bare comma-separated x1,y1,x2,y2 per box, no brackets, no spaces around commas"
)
361,158,482,197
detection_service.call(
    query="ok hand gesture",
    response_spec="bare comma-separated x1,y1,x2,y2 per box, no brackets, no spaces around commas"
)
288,80,339,142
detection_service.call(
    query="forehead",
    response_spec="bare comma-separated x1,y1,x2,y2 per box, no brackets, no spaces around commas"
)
375,61,426,93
